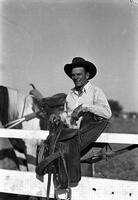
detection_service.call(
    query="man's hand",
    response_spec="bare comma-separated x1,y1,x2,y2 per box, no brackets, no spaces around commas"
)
49,114,61,125
70,104,83,125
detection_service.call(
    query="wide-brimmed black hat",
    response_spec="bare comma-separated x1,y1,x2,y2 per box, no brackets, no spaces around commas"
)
64,57,97,79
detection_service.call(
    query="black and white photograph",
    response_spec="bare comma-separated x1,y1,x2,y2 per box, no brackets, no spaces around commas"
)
0,0,138,200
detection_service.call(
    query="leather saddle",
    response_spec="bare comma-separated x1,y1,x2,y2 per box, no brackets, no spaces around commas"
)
36,121,81,189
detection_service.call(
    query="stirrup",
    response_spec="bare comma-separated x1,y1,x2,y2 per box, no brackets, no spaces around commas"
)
55,187,71,200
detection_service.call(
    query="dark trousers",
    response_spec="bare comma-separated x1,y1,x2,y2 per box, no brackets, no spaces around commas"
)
36,112,109,187
58,112,108,184
78,112,108,176
79,112,108,156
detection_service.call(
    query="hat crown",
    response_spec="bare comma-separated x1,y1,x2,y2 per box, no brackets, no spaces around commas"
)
72,57,86,65
64,57,97,79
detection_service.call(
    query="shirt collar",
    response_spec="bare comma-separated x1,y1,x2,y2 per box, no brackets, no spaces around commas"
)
71,81,91,95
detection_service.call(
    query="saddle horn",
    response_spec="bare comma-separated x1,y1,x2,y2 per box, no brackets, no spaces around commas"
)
29,83,36,89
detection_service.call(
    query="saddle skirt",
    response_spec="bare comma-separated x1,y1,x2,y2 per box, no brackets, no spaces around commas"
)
36,122,81,189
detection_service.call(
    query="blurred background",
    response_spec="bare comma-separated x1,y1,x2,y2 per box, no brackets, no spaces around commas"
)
0,0,138,185
0,0,138,113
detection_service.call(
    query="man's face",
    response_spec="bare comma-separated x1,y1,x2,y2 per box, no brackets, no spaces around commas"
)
71,67,89,88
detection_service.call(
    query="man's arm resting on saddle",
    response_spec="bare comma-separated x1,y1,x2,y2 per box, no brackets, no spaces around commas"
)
81,88,112,119
60,103,111,127
70,89,112,121
81,104,112,119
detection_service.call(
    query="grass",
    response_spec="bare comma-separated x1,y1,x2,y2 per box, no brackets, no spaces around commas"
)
105,117,138,134
94,117,138,181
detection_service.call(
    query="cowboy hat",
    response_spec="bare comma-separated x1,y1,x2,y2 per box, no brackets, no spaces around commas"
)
64,57,97,79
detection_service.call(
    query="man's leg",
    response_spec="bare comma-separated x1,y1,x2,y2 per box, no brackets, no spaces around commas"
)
79,112,108,154
79,112,109,176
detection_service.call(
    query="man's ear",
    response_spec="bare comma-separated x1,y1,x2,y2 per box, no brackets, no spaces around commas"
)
86,72,90,80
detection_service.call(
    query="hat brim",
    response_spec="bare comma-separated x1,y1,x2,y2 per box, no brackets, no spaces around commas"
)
64,61,97,79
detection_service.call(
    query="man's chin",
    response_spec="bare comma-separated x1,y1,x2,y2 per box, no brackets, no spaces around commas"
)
75,85,81,89
74,82,81,87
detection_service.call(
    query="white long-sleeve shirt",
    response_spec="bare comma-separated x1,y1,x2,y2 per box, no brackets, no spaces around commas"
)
61,82,112,128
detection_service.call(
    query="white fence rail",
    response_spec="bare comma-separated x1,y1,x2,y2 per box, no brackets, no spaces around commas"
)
0,129,138,200
0,128,138,144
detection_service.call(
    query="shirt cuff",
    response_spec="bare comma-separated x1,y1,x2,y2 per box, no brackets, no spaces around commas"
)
82,104,90,112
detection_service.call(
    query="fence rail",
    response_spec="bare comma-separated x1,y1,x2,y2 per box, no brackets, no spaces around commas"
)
0,129,138,200
0,128,138,144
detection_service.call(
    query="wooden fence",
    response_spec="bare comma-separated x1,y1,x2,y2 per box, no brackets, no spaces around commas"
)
0,129,138,200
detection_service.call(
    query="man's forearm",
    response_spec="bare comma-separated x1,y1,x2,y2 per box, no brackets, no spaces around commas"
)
82,104,112,119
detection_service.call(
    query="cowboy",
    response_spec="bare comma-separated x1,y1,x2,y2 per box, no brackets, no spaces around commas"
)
61,57,112,129
30,57,112,153
31,57,112,199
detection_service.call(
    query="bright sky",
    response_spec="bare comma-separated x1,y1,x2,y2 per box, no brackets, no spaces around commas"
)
0,0,138,112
